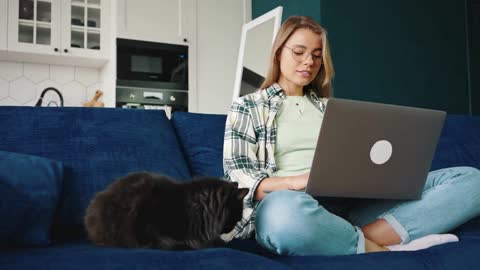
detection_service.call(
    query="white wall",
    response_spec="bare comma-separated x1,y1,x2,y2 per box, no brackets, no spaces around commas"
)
0,61,103,107
100,0,117,108
196,0,247,114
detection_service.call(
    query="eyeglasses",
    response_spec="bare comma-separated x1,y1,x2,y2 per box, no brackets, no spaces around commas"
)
284,45,323,64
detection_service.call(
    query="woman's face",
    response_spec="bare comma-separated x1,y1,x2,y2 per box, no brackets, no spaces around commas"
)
278,28,323,91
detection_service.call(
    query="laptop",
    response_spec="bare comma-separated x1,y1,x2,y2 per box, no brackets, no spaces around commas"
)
305,98,446,200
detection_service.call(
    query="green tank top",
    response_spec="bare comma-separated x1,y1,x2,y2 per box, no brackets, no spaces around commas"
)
273,95,324,177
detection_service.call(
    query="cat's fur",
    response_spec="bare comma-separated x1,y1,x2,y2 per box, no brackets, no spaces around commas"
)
84,172,248,250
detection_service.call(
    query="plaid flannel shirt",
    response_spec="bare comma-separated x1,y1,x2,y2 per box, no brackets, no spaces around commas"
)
221,83,328,241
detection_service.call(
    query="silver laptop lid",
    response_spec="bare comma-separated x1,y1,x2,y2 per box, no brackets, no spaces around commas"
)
305,98,446,200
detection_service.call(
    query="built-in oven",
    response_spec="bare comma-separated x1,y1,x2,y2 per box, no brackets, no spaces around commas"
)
116,38,188,117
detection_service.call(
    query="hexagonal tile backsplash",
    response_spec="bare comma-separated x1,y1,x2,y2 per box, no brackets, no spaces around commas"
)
0,61,102,107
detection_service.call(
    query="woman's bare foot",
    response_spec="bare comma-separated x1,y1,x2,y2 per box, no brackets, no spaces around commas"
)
365,238,389,253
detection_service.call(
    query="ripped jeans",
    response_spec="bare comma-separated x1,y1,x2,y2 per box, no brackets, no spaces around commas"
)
255,167,480,256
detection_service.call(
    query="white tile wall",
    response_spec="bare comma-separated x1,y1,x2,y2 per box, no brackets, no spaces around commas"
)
24,63,49,83
0,62,22,81
0,61,103,107
9,77,36,104
50,65,75,85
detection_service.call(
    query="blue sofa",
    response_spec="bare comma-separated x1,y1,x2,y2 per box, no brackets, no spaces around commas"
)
0,106,479,270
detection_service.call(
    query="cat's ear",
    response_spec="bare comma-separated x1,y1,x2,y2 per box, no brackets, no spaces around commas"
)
237,188,249,200
232,182,238,188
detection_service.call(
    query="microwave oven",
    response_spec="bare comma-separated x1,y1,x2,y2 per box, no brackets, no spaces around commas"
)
117,38,188,90
116,38,189,112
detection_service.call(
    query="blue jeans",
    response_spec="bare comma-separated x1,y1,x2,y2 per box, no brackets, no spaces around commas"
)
255,166,480,256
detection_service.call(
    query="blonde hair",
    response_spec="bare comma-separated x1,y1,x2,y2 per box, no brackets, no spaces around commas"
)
260,16,335,98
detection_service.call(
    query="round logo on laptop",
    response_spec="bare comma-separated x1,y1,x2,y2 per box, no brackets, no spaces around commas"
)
370,140,393,165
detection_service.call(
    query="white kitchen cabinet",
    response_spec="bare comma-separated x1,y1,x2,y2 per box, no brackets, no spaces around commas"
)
117,0,192,45
8,0,61,54
6,0,109,63
61,0,109,59
0,0,8,50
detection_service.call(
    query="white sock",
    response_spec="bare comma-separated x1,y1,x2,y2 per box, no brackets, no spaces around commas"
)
386,234,459,251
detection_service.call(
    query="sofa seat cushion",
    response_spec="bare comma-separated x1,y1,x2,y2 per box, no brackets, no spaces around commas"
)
276,236,480,270
1,224,480,270
0,241,290,270
0,107,191,238
171,112,227,178
0,151,63,246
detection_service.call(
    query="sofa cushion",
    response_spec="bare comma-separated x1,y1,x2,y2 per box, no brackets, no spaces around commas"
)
0,107,191,239
431,114,480,170
0,151,63,246
171,112,227,178
1,232,480,270
275,236,480,270
0,241,290,270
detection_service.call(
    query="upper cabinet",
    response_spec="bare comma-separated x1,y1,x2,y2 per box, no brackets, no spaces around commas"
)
0,0,7,50
6,0,110,64
117,0,193,45
8,0,61,54
61,0,109,58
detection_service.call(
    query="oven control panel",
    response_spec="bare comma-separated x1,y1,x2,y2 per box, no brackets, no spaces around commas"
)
116,86,188,112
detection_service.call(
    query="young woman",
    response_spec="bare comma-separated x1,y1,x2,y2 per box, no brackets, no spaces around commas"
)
222,15,480,256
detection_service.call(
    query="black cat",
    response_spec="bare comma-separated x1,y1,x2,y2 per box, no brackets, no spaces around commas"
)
84,172,248,250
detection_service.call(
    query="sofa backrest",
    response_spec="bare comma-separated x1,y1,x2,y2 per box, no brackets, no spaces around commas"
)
431,115,480,170
171,112,227,178
171,112,480,175
0,106,191,240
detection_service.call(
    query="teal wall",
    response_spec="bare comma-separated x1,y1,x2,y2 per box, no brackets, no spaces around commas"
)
252,0,321,23
467,0,479,115
253,0,476,115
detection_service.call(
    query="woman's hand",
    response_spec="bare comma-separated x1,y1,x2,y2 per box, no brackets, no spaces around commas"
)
287,172,310,191
254,172,310,201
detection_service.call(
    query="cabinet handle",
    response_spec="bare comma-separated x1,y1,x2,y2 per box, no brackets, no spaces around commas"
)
64,49,69,53
54,48,59,52
183,38,188,43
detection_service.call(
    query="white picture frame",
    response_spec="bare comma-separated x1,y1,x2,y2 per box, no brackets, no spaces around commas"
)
232,6,283,101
